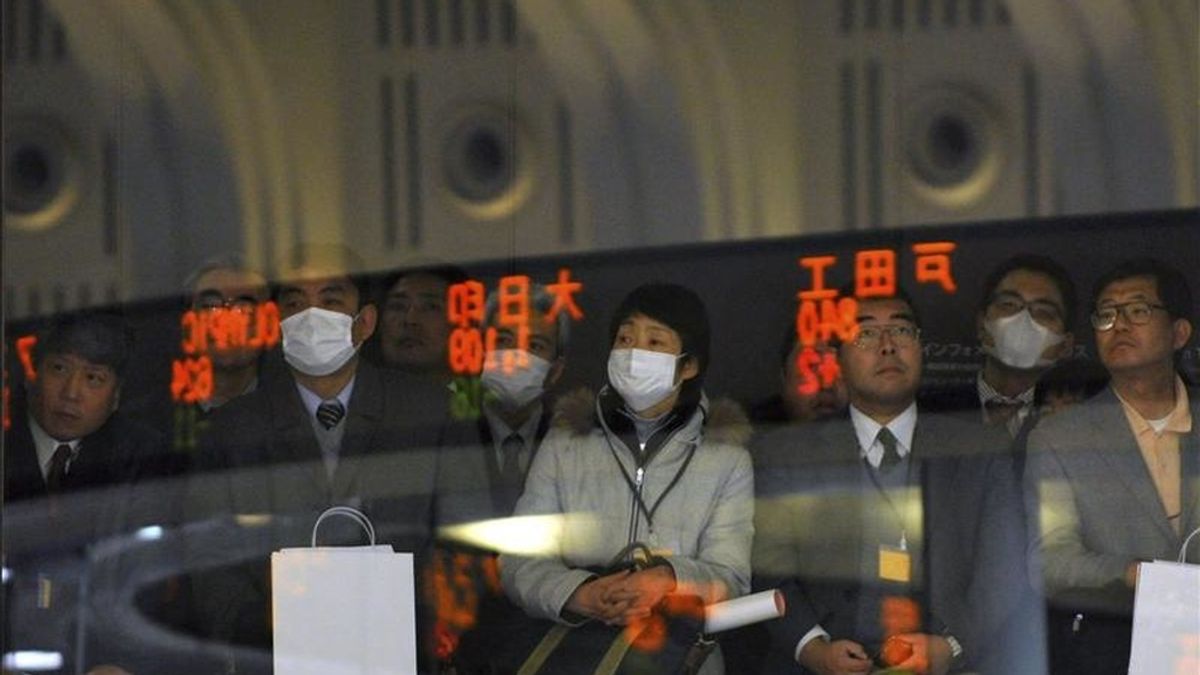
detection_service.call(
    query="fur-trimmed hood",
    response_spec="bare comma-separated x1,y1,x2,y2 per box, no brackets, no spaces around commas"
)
551,386,752,448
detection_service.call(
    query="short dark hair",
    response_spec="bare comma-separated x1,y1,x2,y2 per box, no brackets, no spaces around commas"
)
979,255,1077,330
34,312,133,381
827,283,921,350
277,242,373,307
1091,257,1193,322
607,283,711,404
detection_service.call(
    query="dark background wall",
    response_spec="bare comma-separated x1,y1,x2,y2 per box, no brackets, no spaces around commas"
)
4,209,1198,429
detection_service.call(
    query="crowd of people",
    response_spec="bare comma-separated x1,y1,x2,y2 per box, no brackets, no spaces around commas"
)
3,244,1197,675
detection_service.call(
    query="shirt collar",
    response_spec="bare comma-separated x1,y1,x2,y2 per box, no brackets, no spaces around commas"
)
976,371,1035,407
850,401,917,466
28,413,81,480
295,376,356,420
1115,375,1192,437
483,400,544,449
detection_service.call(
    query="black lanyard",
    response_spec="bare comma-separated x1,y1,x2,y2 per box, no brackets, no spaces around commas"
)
862,443,917,550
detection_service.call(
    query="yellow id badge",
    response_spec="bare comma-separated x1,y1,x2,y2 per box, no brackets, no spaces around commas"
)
878,545,911,583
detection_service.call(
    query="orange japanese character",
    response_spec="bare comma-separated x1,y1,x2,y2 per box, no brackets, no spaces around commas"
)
912,242,958,293
798,255,839,301
546,268,584,322
447,280,486,328
855,249,896,298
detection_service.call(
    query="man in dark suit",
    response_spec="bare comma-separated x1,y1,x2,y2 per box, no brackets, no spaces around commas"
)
433,284,570,669
184,244,452,670
756,290,1036,675
1026,257,1198,674
3,312,163,674
437,283,569,522
920,255,1078,477
4,311,159,504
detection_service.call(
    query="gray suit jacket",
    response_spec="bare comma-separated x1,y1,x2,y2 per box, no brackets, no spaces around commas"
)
1025,385,1200,610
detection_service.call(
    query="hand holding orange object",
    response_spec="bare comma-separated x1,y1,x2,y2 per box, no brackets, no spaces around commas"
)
879,635,914,666
888,633,953,675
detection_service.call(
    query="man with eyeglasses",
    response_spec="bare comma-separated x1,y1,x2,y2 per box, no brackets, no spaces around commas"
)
922,255,1077,476
185,256,274,409
162,256,278,458
759,289,1032,675
1026,257,1198,674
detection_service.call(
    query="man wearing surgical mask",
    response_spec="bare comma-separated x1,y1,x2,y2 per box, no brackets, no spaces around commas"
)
925,255,1078,473
433,286,569,670
974,256,1077,441
438,284,570,522
185,244,450,670
476,285,569,514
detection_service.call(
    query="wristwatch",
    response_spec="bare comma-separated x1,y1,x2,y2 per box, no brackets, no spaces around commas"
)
944,634,964,661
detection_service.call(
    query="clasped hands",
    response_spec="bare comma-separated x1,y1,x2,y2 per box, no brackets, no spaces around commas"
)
800,633,952,675
565,565,677,625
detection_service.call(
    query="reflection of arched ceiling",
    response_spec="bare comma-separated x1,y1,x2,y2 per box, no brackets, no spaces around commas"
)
1007,0,1196,211
518,0,756,242
5,0,1197,316
45,0,293,279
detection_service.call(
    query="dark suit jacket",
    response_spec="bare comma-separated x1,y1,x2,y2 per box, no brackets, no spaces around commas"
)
3,400,166,673
3,402,163,504
183,359,453,656
435,402,552,525
754,410,1036,674
919,376,1040,480
1025,385,1200,673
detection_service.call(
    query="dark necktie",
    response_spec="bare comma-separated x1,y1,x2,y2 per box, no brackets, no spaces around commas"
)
317,400,346,430
877,427,901,473
497,432,526,513
501,433,524,486
46,443,73,492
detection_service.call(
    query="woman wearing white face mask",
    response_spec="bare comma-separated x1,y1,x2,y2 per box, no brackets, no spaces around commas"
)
498,283,753,675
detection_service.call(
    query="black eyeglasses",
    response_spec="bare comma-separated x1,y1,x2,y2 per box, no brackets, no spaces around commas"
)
194,293,259,313
852,325,920,349
1090,301,1167,331
987,293,1064,325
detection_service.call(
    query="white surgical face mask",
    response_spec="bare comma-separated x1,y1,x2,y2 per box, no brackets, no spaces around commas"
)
607,348,683,414
481,350,552,410
984,309,1064,370
281,307,359,376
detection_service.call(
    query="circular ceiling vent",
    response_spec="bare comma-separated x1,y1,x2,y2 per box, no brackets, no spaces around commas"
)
438,105,535,219
3,115,85,232
903,86,1006,209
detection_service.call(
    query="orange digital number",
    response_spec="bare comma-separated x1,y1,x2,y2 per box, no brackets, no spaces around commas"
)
170,356,214,404
16,334,38,382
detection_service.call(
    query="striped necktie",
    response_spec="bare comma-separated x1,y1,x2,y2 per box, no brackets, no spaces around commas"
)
316,400,346,430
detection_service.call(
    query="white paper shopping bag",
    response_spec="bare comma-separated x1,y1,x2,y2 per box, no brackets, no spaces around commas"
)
1128,560,1200,674
272,506,417,674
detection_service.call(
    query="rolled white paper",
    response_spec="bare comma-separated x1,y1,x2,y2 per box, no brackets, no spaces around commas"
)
704,589,785,634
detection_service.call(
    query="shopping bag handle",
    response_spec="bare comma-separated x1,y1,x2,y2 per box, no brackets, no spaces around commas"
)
311,506,376,547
